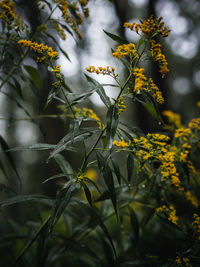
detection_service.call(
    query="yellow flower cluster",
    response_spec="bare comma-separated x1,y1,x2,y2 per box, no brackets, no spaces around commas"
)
117,99,126,114
54,0,69,20
192,213,200,240
133,68,164,104
18,40,59,59
53,0,89,38
187,160,197,176
73,107,104,129
113,139,131,148
52,65,61,78
175,256,192,267
112,43,138,59
175,128,191,139
162,110,182,129
85,66,118,78
0,0,17,20
185,191,198,208
124,15,170,37
156,204,178,225
149,78,164,104
133,68,147,92
151,40,169,76
160,161,181,188
0,0,24,29
133,133,183,188
188,117,200,131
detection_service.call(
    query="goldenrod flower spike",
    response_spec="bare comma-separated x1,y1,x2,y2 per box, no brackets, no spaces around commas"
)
18,40,59,59
124,15,170,38
113,139,131,148
112,43,138,59
85,66,118,78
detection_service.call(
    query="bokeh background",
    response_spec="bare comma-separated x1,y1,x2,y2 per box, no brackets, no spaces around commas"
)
1,0,200,196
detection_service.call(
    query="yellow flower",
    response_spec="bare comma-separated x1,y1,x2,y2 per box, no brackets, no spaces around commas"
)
151,39,169,76
124,15,170,37
162,110,182,129
18,40,59,59
113,139,131,148
85,66,118,78
186,191,198,207
133,68,164,104
112,43,138,59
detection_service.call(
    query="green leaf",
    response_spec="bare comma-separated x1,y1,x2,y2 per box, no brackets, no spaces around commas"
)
94,190,110,202
127,153,134,182
119,121,145,137
8,78,23,99
137,38,145,49
96,152,117,216
48,128,99,160
129,207,139,245
81,181,92,206
0,194,52,207
50,182,76,229
42,173,69,184
8,143,56,152
0,135,22,190
101,237,116,266
83,177,101,193
45,32,71,62
85,74,111,108
106,105,119,148
78,202,117,258
103,30,128,44
24,65,42,88
54,154,73,176
111,158,121,185
142,208,155,227
136,95,163,123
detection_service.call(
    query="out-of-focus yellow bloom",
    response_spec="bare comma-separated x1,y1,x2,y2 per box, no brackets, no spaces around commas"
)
113,139,131,148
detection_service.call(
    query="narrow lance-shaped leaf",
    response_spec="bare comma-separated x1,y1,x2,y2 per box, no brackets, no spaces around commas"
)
127,153,134,182
48,128,99,160
101,237,116,267
24,65,42,89
54,154,73,177
103,30,128,45
106,105,119,148
78,202,117,258
96,152,117,217
111,158,121,185
85,74,111,108
49,182,76,230
42,173,69,184
0,135,22,190
0,195,52,207
8,143,56,152
81,181,92,206
128,206,139,245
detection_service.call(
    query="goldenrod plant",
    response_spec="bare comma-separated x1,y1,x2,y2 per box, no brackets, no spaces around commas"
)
0,1,200,266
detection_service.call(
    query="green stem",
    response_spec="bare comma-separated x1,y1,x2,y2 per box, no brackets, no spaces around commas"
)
61,87,76,119
81,128,105,171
